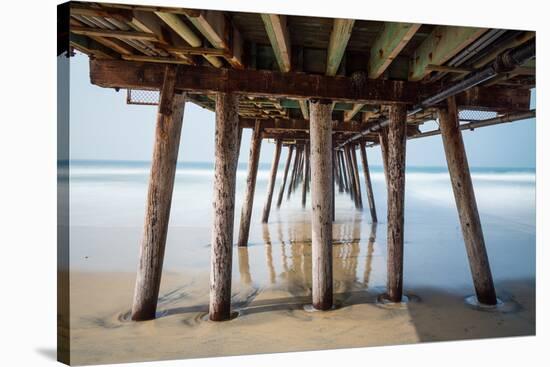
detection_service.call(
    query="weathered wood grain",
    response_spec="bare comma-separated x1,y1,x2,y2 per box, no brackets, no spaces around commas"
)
209,92,240,321
309,100,334,310
386,104,407,302
132,66,185,321
350,144,363,209
438,96,497,305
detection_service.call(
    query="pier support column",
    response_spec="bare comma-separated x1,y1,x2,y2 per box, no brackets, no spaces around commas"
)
132,66,185,321
344,146,356,202
339,150,349,192
309,100,334,310
302,144,310,208
439,97,497,305
386,105,407,302
262,139,282,223
209,92,240,321
336,151,344,193
360,141,377,223
238,121,263,247
277,146,294,208
379,127,390,186
351,144,363,209
288,146,301,199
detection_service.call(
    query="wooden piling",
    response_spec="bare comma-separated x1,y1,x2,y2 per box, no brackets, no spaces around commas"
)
277,145,294,208
336,151,344,193
288,145,301,198
386,104,407,302
309,99,333,310
379,127,390,185
302,144,310,208
344,146,356,202
439,96,497,305
238,121,263,247
209,92,240,321
261,139,283,223
131,66,185,321
350,144,363,209
339,150,349,192
360,141,378,223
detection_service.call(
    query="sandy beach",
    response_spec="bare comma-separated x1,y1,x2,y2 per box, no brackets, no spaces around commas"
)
66,161,535,365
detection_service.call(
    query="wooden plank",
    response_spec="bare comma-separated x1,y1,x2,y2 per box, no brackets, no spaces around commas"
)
326,19,355,76
261,14,292,72
90,59,424,104
299,100,309,120
425,64,474,74
186,10,245,69
131,66,184,321
409,26,487,81
438,96,497,305
121,55,192,64
309,100,334,310
70,3,133,22
209,92,240,321
70,33,118,59
71,26,159,41
369,22,421,79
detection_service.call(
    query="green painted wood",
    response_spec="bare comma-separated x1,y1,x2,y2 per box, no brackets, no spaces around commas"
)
369,22,421,79
326,19,355,76
409,26,487,81
261,14,291,72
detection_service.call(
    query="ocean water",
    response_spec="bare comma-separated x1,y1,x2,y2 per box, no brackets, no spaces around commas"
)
63,159,536,364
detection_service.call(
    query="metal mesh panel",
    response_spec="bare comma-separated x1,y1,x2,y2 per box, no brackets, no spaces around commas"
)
459,109,498,122
126,89,160,106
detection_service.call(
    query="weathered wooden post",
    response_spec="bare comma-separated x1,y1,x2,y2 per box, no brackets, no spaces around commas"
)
277,145,294,208
309,99,333,310
336,151,344,193
238,121,263,247
350,144,363,209
209,92,240,321
344,146,356,202
439,96,497,305
386,105,407,302
379,127,390,185
360,141,377,223
339,150,349,192
332,148,336,221
288,145,301,198
131,66,185,321
261,139,283,223
302,144,310,208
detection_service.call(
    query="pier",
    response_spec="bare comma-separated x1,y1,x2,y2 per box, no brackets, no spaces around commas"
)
61,1,535,322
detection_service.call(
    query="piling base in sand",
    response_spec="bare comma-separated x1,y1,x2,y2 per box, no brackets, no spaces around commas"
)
464,295,519,313
376,293,420,310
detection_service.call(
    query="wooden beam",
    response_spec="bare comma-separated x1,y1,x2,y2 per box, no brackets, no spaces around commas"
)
299,100,309,120
209,92,240,321
155,12,223,67
438,96,497,305
425,64,475,74
70,34,118,59
239,118,362,132
309,100,334,310
90,59,424,104
122,55,192,64
409,26,487,81
70,26,159,41
369,22,421,79
261,14,292,72
131,66,185,321
326,19,355,76
343,103,365,122
186,10,245,69
70,3,133,22
360,141,377,223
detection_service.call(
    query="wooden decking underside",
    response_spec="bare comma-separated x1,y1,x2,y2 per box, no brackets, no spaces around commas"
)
65,1,535,144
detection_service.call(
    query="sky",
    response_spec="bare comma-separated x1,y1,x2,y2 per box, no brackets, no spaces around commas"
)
69,52,536,168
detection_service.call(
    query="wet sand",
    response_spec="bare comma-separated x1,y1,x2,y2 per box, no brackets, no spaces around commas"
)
66,164,535,365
